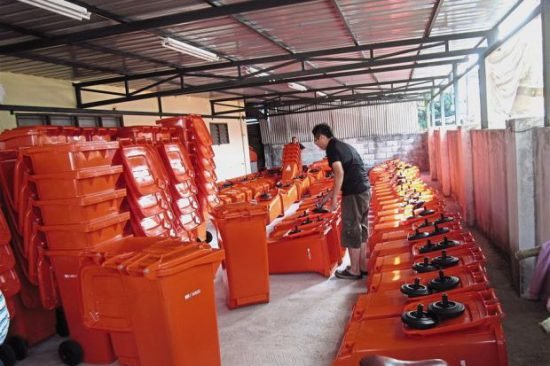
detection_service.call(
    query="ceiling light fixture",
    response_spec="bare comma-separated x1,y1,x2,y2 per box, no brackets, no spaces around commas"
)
18,0,92,20
246,66,270,77
316,91,328,97
161,37,220,62
288,82,307,92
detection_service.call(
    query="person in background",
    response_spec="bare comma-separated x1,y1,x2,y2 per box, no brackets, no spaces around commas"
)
291,136,306,150
312,123,370,279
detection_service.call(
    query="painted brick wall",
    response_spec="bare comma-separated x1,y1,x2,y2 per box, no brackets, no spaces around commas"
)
264,132,428,171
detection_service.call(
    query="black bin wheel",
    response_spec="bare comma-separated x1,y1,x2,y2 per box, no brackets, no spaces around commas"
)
205,231,214,243
58,340,84,366
0,344,17,366
7,335,29,360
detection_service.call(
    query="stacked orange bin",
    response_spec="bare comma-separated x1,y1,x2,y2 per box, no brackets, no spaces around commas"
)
185,115,221,213
212,202,270,308
333,160,507,366
23,141,128,365
117,143,180,239
155,141,202,240
79,239,225,366
0,207,21,327
280,143,302,183
0,128,71,360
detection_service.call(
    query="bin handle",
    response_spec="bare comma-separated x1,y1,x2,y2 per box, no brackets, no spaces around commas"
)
125,245,207,276
153,250,225,278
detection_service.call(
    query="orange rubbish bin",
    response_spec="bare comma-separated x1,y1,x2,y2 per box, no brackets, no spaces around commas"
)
80,242,224,366
212,202,270,308
46,250,116,365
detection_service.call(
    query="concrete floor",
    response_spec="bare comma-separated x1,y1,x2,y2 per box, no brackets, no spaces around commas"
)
14,199,550,366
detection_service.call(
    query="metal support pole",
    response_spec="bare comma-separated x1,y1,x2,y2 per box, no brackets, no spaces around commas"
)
479,59,489,129
453,64,460,125
440,88,445,126
157,97,163,118
542,0,550,126
431,95,436,127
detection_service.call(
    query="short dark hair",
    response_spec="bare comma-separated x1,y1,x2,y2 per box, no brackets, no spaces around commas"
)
312,123,334,139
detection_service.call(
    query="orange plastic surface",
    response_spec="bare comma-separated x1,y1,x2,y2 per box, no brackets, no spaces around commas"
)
24,141,119,174
0,126,65,149
40,212,130,250
367,262,488,293
30,166,123,200
268,226,336,277
34,189,126,225
47,252,116,364
213,202,269,309
186,115,213,145
334,290,507,366
8,295,56,346
80,242,224,365
120,145,166,196
373,245,486,273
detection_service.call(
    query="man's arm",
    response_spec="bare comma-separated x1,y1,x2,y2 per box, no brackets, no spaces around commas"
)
331,161,344,211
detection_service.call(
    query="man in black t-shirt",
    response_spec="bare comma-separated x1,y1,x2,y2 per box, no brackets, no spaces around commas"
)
312,123,370,280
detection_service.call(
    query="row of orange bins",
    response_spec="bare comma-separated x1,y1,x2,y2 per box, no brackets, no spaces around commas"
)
216,158,333,224
207,158,340,310
0,124,220,365
334,160,507,366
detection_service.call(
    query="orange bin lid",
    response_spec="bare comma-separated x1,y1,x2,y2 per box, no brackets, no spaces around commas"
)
211,202,267,219
103,241,224,279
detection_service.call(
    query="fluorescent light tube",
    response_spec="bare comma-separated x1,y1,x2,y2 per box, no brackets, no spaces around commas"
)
288,82,307,92
18,0,91,20
316,91,327,97
161,37,220,62
246,67,270,77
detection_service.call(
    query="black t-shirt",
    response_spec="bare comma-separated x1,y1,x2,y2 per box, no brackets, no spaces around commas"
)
326,138,369,196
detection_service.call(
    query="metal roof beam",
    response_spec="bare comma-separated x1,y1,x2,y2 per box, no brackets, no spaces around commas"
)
255,85,435,107
0,0,317,54
211,76,447,103
0,104,241,119
74,30,488,87
78,57,466,108
262,98,424,117
407,0,444,82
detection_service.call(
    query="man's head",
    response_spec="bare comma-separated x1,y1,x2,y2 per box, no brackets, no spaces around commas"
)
312,123,334,150
291,136,298,143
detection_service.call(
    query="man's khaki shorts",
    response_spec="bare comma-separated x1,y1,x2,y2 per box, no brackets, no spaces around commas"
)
340,190,370,249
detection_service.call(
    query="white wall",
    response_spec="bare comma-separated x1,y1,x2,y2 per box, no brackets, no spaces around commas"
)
0,71,248,180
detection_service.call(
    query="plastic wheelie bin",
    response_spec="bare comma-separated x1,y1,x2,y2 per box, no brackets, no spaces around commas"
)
80,241,224,366
212,202,270,308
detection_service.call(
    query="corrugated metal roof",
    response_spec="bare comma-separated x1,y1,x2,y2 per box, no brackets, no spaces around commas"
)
0,0,525,109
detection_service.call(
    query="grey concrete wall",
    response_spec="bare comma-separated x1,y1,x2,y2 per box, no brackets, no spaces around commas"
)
263,132,429,171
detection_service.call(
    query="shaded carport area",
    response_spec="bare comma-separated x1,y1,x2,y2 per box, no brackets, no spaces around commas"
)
1,1,550,365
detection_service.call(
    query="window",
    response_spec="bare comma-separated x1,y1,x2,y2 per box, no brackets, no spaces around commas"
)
16,114,123,128
209,123,229,145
